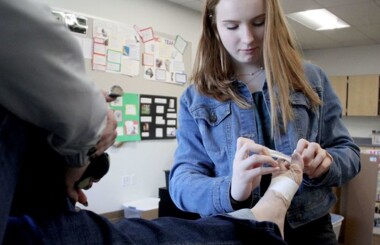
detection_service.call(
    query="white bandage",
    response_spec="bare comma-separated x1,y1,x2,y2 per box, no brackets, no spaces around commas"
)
268,176,299,202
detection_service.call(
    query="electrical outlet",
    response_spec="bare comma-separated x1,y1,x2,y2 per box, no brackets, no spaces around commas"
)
130,174,136,185
121,175,130,187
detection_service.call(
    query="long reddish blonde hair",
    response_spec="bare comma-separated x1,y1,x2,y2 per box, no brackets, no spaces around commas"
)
192,0,321,134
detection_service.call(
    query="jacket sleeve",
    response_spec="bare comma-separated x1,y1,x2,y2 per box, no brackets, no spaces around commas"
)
305,65,361,187
169,88,234,216
0,0,107,167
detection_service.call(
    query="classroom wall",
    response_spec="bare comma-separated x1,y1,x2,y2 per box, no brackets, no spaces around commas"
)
34,0,379,214
34,0,202,213
304,45,380,137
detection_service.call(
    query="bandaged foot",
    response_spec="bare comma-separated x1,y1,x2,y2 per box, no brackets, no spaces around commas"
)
251,152,303,238
268,155,303,206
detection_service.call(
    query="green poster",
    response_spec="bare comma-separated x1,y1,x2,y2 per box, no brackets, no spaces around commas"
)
109,93,141,142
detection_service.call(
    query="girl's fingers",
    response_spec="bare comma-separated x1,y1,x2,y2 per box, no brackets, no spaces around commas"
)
235,138,272,159
295,138,309,154
245,166,280,179
245,154,278,168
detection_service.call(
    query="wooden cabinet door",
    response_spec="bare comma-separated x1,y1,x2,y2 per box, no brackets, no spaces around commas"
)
347,75,379,116
329,76,348,116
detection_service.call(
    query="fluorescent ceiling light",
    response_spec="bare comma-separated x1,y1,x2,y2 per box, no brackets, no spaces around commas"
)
287,8,350,31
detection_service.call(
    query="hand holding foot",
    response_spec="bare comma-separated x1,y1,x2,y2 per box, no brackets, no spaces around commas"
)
250,152,304,238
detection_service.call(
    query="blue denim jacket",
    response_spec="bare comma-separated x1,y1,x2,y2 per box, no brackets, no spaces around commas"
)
170,62,360,228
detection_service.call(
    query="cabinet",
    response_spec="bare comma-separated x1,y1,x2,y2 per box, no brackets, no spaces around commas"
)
329,75,380,116
330,76,348,116
334,153,378,245
347,75,379,116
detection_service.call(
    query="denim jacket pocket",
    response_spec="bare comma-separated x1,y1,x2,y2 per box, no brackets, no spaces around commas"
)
191,103,231,153
290,92,312,109
290,92,319,141
192,103,231,126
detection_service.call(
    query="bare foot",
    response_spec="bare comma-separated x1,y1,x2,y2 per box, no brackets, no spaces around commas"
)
250,152,303,238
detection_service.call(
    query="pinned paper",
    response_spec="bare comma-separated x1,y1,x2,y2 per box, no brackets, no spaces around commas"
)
142,53,154,66
133,24,143,41
175,73,187,84
174,35,188,54
139,27,155,43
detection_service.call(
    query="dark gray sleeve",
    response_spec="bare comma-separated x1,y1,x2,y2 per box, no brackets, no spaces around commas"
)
0,0,107,166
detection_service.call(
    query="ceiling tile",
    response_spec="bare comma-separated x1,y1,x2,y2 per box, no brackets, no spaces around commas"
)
327,2,380,26
280,0,323,13
294,30,340,49
323,27,373,43
287,18,317,33
359,23,380,43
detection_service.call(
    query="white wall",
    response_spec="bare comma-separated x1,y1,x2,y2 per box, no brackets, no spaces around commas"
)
35,0,202,214
304,44,380,76
341,117,380,138
304,46,380,138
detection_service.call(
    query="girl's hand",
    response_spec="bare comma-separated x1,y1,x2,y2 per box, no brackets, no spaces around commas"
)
295,139,333,179
231,137,280,202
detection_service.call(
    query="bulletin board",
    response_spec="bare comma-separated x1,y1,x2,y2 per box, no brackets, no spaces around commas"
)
53,9,191,85
109,93,177,142
140,94,177,140
52,8,192,143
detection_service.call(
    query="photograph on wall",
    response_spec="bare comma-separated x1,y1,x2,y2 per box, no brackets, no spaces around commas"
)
139,94,177,140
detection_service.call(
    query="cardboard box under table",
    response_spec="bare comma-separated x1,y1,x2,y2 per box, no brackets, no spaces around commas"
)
123,197,160,220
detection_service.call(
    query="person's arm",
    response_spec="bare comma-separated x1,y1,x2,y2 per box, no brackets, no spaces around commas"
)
169,88,234,216
0,0,107,167
303,65,360,187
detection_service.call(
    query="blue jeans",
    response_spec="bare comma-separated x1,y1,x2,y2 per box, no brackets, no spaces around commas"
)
5,198,287,244
284,213,337,245
0,107,28,244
